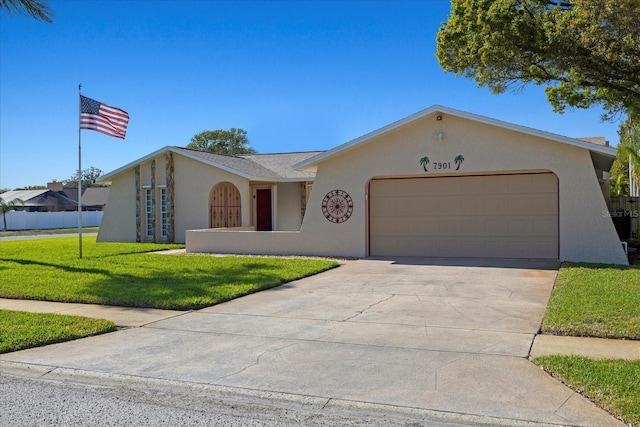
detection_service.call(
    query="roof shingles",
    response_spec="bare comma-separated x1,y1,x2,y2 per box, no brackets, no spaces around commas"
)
175,147,320,180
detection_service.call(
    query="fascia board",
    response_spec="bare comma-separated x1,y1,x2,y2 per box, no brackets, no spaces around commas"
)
97,146,175,183
97,146,258,183
249,177,315,183
294,106,443,171
294,105,616,171
173,148,255,180
449,107,617,157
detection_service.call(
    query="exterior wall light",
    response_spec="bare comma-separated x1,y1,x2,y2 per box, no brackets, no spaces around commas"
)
436,131,445,142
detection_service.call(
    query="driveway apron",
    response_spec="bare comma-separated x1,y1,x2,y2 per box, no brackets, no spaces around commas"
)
1,258,623,426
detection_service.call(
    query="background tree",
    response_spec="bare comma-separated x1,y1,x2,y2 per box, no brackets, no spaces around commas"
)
14,185,46,190
187,128,256,155
616,122,640,193
0,0,54,22
436,0,640,119
63,166,105,188
610,172,629,197
0,196,24,231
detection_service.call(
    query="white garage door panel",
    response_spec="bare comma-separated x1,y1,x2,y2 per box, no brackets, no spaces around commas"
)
369,173,558,259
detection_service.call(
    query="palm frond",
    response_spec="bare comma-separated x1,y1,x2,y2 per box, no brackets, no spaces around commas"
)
0,0,54,23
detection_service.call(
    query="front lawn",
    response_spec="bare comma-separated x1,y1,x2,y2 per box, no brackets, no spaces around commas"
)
0,227,99,237
0,309,116,354
0,237,339,310
536,262,640,426
541,263,640,339
535,356,640,427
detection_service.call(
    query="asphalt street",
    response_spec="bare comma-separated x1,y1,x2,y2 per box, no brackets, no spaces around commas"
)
1,368,478,427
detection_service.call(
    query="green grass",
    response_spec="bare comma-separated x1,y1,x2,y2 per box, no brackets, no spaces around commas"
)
541,263,640,339
0,236,339,310
537,262,640,425
0,309,117,354
0,227,99,237
535,356,640,427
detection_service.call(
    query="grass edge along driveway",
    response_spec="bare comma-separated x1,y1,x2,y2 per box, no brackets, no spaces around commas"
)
0,236,339,310
0,236,338,353
535,262,640,427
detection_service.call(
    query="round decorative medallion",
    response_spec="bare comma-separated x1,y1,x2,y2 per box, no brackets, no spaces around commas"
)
321,189,354,223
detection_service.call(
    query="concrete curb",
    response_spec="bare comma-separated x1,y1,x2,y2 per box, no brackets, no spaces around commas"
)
1,360,570,427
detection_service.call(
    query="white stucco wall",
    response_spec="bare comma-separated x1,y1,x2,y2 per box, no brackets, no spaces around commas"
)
172,154,251,243
97,169,136,242
187,112,626,264
276,182,303,231
99,148,316,244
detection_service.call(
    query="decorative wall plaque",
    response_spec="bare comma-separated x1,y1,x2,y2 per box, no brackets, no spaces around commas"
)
321,189,354,223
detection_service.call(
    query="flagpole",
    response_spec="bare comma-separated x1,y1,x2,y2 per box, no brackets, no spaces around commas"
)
78,84,83,259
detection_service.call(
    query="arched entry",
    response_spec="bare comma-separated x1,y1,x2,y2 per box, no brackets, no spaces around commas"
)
209,182,241,228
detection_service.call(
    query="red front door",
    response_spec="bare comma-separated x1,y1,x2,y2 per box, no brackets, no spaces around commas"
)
256,189,272,231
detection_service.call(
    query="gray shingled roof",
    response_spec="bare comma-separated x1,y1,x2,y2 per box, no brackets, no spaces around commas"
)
64,187,110,206
241,151,322,179
99,146,325,183
0,190,78,207
0,189,50,205
175,147,321,180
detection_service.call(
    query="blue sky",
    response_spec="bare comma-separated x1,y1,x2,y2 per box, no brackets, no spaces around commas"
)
0,0,622,190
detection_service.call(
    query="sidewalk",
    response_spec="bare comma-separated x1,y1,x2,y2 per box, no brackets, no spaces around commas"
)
0,298,187,327
531,334,640,360
3,297,639,360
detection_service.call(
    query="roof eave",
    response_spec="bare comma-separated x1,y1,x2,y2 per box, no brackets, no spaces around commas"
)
294,104,617,170
249,177,315,183
97,146,176,183
97,146,259,183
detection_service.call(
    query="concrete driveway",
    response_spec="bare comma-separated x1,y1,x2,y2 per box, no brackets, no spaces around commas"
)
1,258,623,426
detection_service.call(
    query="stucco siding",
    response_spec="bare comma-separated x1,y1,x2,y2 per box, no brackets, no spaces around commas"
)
297,114,626,263
98,110,624,264
97,170,136,242
187,229,304,255
276,182,303,231
557,149,624,264
172,154,251,243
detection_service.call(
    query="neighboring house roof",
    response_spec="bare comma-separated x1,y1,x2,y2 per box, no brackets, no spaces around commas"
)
0,189,78,207
98,146,322,183
64,187,110,206
1,189,49,205
295,104,618,172
578,136,609,147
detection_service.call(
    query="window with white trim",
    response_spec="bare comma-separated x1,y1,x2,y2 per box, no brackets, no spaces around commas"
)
145,188,153,237
160,188,168,238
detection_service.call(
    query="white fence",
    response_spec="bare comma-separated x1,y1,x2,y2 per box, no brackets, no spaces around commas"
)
1,210,103,231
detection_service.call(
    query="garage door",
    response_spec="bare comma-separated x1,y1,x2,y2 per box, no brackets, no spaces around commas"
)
369,173,558,259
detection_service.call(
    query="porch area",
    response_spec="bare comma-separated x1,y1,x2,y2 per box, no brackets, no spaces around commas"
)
186,228,305,256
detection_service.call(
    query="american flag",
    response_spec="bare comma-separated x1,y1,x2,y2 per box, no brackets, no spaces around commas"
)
80,95,129,139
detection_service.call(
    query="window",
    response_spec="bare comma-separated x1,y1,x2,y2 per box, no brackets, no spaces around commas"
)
145,188,153,237
160,188,168,238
